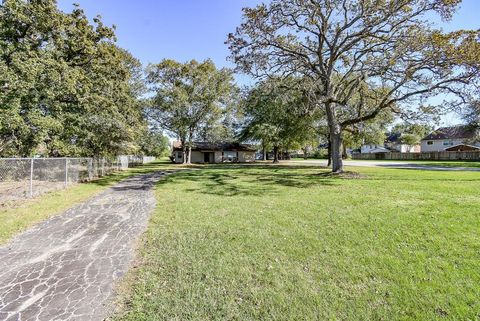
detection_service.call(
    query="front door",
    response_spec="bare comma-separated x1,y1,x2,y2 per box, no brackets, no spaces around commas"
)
204,152,213,163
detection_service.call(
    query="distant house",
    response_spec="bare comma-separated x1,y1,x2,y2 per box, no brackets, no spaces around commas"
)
172,141,256,163
360,133,420,154
385,133,420,153
421,125,480,152
360,144,390,154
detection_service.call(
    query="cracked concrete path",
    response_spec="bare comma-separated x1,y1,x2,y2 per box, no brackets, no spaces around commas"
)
0,171,171,321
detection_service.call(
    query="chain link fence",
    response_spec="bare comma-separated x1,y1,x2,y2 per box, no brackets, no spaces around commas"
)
0,156,156,202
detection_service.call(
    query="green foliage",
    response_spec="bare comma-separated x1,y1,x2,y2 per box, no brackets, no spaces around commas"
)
390,122,434,147
464,100,480,127
0,0,145,157
461,100,480,144
343,109,395,149
239,77,319,154
147,59,238,162
392,123,433,140
138,131,170,157
399,133,420,146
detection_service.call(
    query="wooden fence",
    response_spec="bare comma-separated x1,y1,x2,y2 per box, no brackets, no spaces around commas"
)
352,151,480,161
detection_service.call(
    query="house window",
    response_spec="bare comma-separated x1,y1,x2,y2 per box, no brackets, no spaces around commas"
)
427,141,433,145
443,140,454,146
223,151,237,162
177,152,183,159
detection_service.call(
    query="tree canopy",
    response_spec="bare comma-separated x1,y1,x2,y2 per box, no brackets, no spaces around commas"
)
227,0,480,172
0,0,146,157
2,0,478,164
464,100,480,127
147,59,237,163
137,129,170,157
239,77,319,162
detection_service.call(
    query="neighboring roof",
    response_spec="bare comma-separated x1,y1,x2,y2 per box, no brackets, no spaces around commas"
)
421,125,478,141
386,132,401,143
172,141,256,152
365,147,390,154
318,143,329,149
444,144,480,152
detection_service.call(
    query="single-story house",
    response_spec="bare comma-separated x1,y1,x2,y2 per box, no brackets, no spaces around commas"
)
361,133,420,154
385,133,421,153
421,125,480,152
172,141,256,164
360,144,390,154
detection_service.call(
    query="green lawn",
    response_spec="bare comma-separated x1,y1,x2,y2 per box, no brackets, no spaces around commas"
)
415,161,480,168
0,159,177,245
291,158,480,168
349,159,480,168
114,164,480,321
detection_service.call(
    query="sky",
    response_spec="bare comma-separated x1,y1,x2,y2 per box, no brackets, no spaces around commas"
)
57,0,480,126
57,0,263,84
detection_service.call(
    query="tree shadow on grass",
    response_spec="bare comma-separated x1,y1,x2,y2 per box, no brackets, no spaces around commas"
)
86,160,179,187
361,167,480,182
156,165,338,197
154,162,480,198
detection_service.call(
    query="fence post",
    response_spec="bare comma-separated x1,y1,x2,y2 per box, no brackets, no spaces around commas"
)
64,158,69,189
29,158,34,198
88,158,93,180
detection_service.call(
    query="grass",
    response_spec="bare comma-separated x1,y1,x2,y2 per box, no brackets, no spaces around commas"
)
415,161,480,168
0,159,177,245
114,164,480,321
347,159,480,168
291,158,480,168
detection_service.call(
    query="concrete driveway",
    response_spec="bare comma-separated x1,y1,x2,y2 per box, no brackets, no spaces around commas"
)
0,171,171,321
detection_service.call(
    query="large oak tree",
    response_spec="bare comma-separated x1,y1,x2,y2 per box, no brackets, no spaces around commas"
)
227,0,480,172
0,0,145,157
147,59,237,163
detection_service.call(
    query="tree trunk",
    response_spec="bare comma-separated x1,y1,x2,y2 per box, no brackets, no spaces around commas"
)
180,138,187,164
182,147,187,164
187,145,192,164
273,146,279,163
303,147,308,160
186,131,193,164
330,129,343,173
325,101,343,173
262,143,266,161
342,143,348,160
327,137,332,167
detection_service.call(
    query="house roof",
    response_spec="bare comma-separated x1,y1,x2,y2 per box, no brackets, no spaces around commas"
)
444,144,480,152
422,125,478,141
367,147,390,154
173,141,256,152
386,132,401,143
